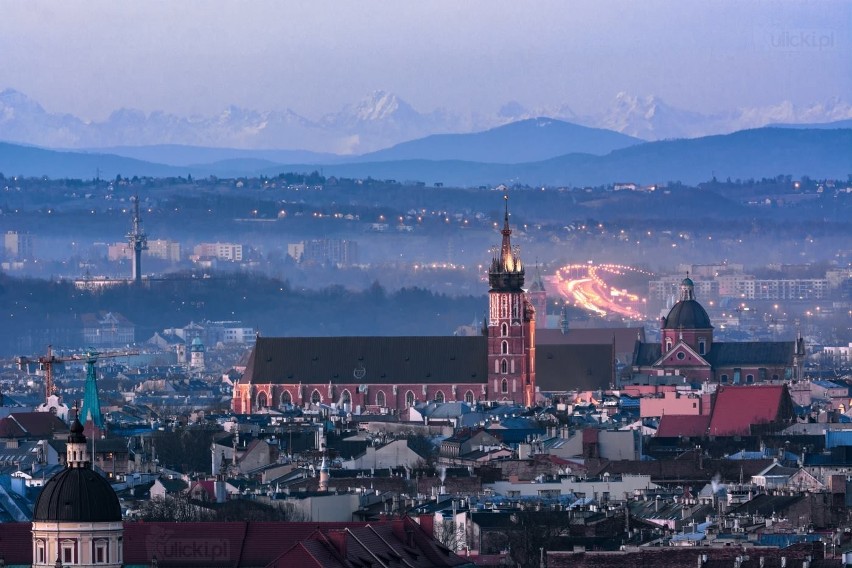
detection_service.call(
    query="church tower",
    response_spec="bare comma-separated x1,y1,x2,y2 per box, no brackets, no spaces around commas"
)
487,196,536,406
527,263,548,329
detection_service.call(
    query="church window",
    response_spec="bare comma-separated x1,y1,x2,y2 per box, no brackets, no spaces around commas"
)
61,539,75,564
280,390,292,406
256,392,268,408
720,374,729,383
733,368,741,384
698,339,706,355
406,390,415,406
94,539,109,563
501,378,508,394
501,323,508,337
676,352,685,360
746,374,754,384
465,390,474,404
759,368,767,381
311,390,321,404
35,539,45,563
435,391,445,403
501,340,509,354
772,374,779,381
501,359,508,374
665,339,672,351
375,390,386,407
341,389,351,405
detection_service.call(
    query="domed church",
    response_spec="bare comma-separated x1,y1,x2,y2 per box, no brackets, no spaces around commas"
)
631,276,805,384
31,412,123,567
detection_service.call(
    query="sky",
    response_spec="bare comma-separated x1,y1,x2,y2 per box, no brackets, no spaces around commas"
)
0,0,849,121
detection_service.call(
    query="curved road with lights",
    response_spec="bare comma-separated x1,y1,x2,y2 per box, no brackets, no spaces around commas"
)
553,264,653,320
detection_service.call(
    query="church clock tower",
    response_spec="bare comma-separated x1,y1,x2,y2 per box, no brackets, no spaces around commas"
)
487,196,536,406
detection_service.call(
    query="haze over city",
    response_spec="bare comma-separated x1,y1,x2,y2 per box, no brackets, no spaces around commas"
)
0,1,849,142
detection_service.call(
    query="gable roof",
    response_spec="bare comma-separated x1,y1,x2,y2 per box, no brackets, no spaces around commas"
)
535,343,613,392
705,341,797,367
242,336,487,385
708,385,793,436
633,341,797,369
0,412,69,438
652,340,710,368
656,414,711,438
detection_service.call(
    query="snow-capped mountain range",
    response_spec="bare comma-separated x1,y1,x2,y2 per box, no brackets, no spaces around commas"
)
1,88,850,154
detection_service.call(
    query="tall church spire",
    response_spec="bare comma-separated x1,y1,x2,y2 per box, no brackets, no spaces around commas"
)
489,194,524,291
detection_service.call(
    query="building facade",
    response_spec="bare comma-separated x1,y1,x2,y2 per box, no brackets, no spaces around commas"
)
632,277,805,384
233,198,537,413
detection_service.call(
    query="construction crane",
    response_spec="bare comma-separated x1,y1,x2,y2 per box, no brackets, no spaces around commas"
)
79,349,138,430
17,345,81,405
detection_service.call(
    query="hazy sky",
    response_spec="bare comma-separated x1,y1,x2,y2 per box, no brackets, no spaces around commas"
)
0,1,849,120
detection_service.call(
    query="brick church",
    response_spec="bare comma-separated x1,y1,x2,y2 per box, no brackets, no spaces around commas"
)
233,197,539,414
631,276,805,384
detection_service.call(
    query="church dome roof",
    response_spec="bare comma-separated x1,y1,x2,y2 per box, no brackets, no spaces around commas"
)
663,272,712,330
33,413,121,523
663,300,712,330
33,466,122,522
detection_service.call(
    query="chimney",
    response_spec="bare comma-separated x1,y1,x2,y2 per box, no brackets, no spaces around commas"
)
418,514,435,537
327,530,347,557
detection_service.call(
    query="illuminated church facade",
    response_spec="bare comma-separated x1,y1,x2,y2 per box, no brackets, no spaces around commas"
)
233,197,538,414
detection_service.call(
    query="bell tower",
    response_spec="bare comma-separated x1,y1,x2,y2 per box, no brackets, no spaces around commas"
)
487,195,536,406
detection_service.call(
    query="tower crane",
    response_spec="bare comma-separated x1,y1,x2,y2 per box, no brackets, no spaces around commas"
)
17,345,81,405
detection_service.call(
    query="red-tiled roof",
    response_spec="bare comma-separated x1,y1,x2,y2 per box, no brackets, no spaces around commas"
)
708,385,792,436
123,521,369,566
656,414,711,437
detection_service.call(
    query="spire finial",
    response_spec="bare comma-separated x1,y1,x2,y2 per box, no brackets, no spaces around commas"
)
503,193,509,228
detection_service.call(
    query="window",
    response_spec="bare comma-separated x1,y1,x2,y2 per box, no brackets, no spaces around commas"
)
666,339,672,351
311,390,321,404
375,390,386,407
733,368,741,384
465,390,474,404
406,390,415,406
35,539,45,563
94,539,108,563
676,352,685,360
721,374,729,383
501,323,508,337
435,391,445,403
746,374,754,383
61,540,75,564
256,392,267,407
501,340,509,354
501,378,508,394
280,390,292,406
699,339,706,355
341,390,351,405
501,359,508,374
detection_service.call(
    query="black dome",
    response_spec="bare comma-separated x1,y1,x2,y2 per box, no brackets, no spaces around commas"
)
663,299,712,330
33,467,121,522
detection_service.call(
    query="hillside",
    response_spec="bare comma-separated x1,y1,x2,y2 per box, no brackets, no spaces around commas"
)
353,117,643,163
